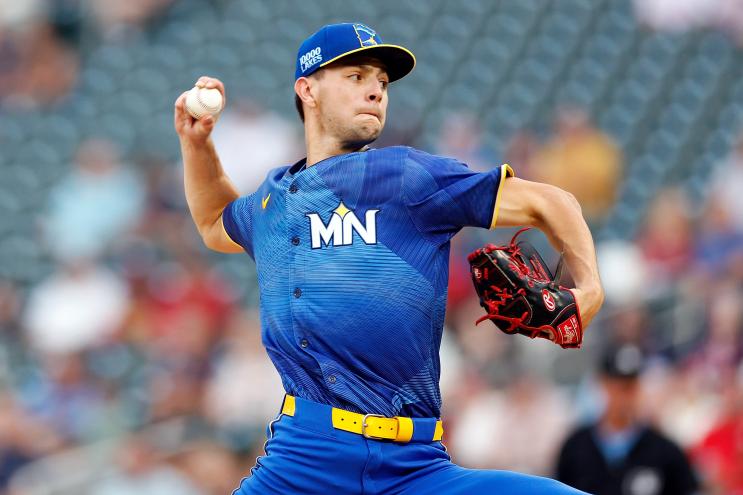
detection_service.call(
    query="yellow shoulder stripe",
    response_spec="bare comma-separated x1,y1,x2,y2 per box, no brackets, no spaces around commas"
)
489,164,515,230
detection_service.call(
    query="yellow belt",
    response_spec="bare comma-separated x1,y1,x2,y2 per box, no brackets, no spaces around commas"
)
281,395,444,443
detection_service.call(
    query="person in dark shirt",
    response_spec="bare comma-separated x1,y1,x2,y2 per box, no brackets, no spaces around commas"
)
556,345,699,495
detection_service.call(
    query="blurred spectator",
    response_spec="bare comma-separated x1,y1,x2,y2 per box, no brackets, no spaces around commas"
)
695,196,743,275
211,99,302,194
652,364,721,450
436,112,492,172
556,345,699,495
634,0,743,43
683,281,743,389
445,232,480,331
177,441,244,494
637,188,694,286
20,353,110,444
15,23,78,107
503,130,540,181
0,21,79,109
0,0,45,28
604,304,653,351
449,372,570,476
633,0,719,32
0,282,25,380
533,106,622,224
23,259,129,354
597,241,648,307
89,0,175,40
43,138,145,262
448,297,514,383
707,132,743,232
93,435,202,495
203,310,284,450
0,393,62,487
124,254,236,342
691,371,743,494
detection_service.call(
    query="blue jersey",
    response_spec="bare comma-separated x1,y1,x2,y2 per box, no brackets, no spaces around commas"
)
222,146,512,418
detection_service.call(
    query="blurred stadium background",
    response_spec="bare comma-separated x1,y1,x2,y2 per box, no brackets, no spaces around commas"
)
1,0,743,493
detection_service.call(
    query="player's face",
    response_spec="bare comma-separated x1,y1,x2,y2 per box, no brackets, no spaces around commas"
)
315,57,389,149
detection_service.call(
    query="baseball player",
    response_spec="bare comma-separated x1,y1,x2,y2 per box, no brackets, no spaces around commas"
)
174,23,604,495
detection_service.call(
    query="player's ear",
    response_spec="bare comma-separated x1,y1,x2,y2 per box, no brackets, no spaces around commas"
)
294,77,318,110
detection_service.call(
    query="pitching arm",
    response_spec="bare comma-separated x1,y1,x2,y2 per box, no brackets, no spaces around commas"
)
175,77,243,254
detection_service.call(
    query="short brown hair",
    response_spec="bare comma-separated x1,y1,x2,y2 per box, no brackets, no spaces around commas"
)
295,94,304,123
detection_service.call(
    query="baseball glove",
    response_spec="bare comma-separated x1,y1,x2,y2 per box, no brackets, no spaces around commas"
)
467,228,583,348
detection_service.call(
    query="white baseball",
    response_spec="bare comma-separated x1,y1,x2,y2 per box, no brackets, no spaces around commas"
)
185,86,224,119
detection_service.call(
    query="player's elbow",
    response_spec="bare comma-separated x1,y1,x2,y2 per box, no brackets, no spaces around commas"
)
201,232,225,252
200,220,244,254
202,235,242,254
562,189,582,213
532,184,582,228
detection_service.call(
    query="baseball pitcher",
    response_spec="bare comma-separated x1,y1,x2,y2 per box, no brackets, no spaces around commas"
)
174,22,604,495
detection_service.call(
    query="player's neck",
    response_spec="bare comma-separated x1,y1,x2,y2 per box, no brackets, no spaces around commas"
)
305,127,369,166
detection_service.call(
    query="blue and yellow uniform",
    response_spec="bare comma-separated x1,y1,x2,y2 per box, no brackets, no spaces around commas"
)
224,147,583,494
223,146,511,419
223,22,586,495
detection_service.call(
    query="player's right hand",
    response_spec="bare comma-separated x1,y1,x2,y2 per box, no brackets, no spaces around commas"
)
174,76,226,144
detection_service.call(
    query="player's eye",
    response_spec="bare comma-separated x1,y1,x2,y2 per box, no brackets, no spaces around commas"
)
379,80,389,90
348,73,361,81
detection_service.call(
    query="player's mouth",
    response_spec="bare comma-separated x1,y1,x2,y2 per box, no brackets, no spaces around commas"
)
358,110,381,120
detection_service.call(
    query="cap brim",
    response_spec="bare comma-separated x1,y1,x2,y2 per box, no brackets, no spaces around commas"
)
318,44,416,82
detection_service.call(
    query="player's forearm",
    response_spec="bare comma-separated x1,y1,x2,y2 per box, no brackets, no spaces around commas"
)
497,178,604,299
533,187,601,291
180,137,239,236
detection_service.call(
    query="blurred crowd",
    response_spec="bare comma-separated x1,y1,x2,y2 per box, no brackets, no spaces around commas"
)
634,0,743,43
1,2,742,495
0,0,173,110
0,96,740,494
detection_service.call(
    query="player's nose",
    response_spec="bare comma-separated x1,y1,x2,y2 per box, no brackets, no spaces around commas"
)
366,81,383,102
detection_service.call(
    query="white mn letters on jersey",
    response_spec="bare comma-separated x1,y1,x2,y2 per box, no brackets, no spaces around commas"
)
306,201,379,249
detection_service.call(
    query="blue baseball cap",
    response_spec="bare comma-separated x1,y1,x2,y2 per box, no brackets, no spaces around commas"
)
295,23,416,82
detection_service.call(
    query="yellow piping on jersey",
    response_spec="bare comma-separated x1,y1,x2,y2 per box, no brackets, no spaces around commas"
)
489,164,515,230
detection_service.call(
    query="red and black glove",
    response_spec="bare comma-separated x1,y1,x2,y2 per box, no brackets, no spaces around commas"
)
467,228,583,348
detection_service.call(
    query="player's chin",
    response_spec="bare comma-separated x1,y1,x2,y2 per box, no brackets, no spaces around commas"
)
356,119,383,139
342,127,381,150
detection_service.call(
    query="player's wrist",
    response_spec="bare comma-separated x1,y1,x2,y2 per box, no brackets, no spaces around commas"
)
572,284,604,326
179,133,214,150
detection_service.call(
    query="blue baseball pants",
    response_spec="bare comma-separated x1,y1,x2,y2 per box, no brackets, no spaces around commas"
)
233,395,587,494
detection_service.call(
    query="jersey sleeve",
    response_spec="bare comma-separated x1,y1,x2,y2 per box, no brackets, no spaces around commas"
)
403,148,514,239
221,193,255,257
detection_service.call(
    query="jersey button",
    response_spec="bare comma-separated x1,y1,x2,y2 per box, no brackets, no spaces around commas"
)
293,288,302,298
291,236,300,246
328,375,337,384
300,339,309,348
289,184,298,193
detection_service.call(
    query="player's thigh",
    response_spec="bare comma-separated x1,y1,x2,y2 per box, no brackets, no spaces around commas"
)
399,464,589,495
234,414,366,495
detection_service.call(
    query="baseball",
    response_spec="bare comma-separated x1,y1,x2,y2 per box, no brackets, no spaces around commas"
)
185,86,223,119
